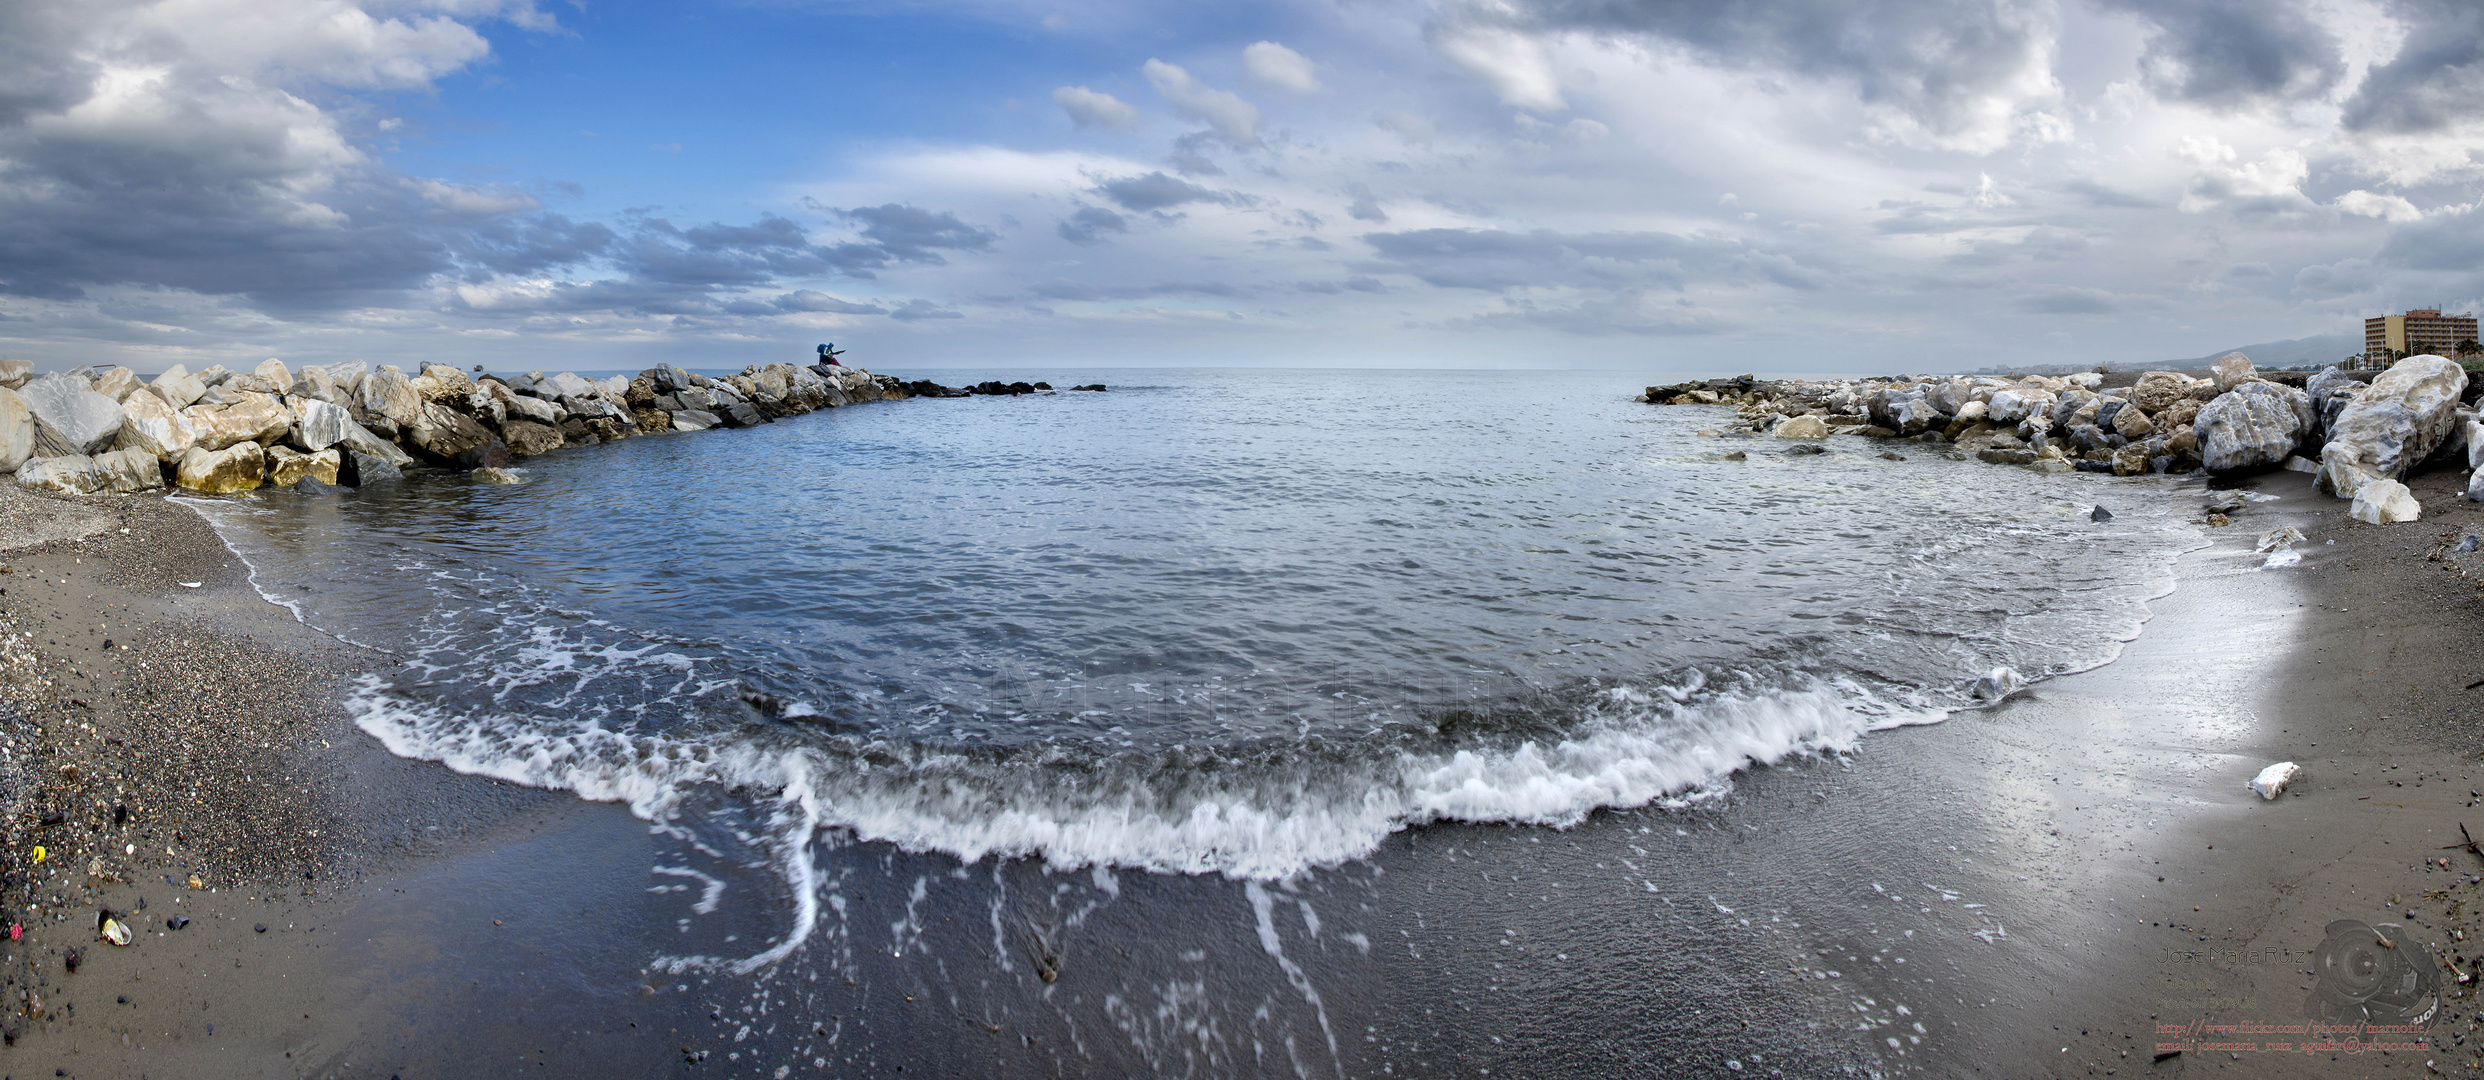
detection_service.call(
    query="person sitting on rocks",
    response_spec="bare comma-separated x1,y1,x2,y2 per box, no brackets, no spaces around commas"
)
817,343,845,367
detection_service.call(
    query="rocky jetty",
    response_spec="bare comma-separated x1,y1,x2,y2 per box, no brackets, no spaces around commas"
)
1645,352,2482,523
0,356,906,495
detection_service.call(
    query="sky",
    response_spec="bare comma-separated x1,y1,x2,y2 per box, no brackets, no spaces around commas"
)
3,0,2483,376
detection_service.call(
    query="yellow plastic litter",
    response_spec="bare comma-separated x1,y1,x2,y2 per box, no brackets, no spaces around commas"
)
186,874,203,890
99,918,131,947
29,846,43,865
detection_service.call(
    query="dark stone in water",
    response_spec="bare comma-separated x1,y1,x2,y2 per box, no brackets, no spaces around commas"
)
1977,448,2036,465
907,380,971,398
1070,384,1108,392
2090,505,2114,522
721,401,767,428
339,448,402,488
2074,460,2113,474
1784,444,1827,456
1033,382,1053,390
450,439,510,471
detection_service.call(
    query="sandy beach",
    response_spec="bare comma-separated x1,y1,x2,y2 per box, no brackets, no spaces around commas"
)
4,454,2484,1078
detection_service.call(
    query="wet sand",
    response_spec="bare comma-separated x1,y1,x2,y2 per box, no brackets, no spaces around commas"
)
5,458,2484,1078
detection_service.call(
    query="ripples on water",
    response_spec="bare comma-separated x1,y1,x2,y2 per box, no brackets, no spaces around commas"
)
191,367,2195,966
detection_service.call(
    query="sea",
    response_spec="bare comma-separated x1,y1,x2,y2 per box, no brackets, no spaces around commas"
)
186,367,2202,1077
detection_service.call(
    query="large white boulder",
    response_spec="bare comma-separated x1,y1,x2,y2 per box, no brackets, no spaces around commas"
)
0,386,30,474
19,374,125,456
146,364,207,409
252,357,293,390
2194,381,2314,472
184,391,292,450
0,359,30,389
1771,414,1831,439
91,447,163,493
2320,355,2467,493
2350,477,2421,523
359,366,422,435
114,389,197,461
289,397,352,451
14,454,101,494
91,367,140,403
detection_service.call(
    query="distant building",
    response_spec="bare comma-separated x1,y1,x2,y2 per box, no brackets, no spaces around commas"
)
2366,308,2478,359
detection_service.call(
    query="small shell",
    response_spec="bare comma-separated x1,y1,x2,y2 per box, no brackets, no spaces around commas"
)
99,918,131,946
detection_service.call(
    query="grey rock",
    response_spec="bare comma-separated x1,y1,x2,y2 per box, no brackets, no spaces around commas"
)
333,418,414,467
450,439,510,470
290,398,352,451
2194,381,2314,472
338,447,403,488
499,419,564,457
114,389,197,461
360,366,423,436
720,401,766,428
671,409,721,432
545,372,597,400
675,387,716,412
405,401,495,462
193,365,234,387
653,364,695,393
20,374,126,456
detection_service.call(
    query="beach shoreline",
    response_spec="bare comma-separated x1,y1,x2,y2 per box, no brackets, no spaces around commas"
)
6,436,2484,1076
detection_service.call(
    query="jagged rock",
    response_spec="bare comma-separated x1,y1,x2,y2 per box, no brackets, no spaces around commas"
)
544,372,597,400
2350,477,2420,524
0,359,30,389
499,419,564,457
15,454,101,494
675,387,717,412
2131,372,2193,413
360,366,422,436
2112,442,2157,476
500,386,560,425
266,446,339,486
1952,400,1989,424
184,392,292,450
1892,397,1939,436
450,439,510,470
20,375,126,456
225,372,277,395
0,387,30,474
2210,352,2256,393
193,364,234,387
632,406,671,433
2305,365,2367,419
653,364,696,393
114,390,197,461
2319,355,2466,492
406,401,495,462
412,363,474,402
146,365,207,409
2194,381,2314,472
91,367,140,403
338,447,402,488
2111,404,2155,439
671,409,721,432
333,418,413,467
92,447,162,493
471,466,524,485
2156,398,2201,432
720,401,767,428
175,442,265,493
253,358,293,390
290,366,350,405
1771,415,1831,439
290,398,352,451
2470,467,2484,503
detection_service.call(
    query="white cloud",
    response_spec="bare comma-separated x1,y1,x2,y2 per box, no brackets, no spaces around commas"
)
1432,24,1564,112
1052,85,1139,131
1241,41,1321,94
2335,189,2422,223
1141,59,1262,147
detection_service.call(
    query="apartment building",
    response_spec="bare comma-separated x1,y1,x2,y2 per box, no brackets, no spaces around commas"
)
2366,308,2479,359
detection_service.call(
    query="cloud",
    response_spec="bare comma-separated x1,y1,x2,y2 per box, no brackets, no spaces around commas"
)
1027,280,1246,301
1373,110,1434,143
2018,287,2118,314
1361,226,1831,293
889,298,964,320
1504,0,2061,150
824,203,998,272
772,290,886,315
1457,289,1731,336
1431,23,1565,112
1053,85,1139,131
2293,258,2377,297
1346,184,1387,223
2096,0,2342,106
2378,205,2484,273
1142,59,1262,147
1056,205,1129,244
1093,171,1248,212
1241,41,1321,94
2342,0,2484,134
2336,189,2424,223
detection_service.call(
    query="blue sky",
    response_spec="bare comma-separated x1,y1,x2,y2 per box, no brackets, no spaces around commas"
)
5,0,2484,375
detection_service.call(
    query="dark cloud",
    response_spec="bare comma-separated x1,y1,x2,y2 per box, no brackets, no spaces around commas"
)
1346,184,1388,223
2342,0,2484,134
1057,206,1130,245
2292,259,2377,297
2377,205,2484,272
2095,0,2342,106
819,204,999,274
1359,227,1829,292
1507,0,2050,141
1095,171,1250,212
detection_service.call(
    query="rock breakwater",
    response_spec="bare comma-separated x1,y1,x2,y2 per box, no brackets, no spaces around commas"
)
1645,352,2483,522
0,356,907,495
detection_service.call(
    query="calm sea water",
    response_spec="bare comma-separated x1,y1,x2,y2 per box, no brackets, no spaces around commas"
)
190,367,2198,1047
